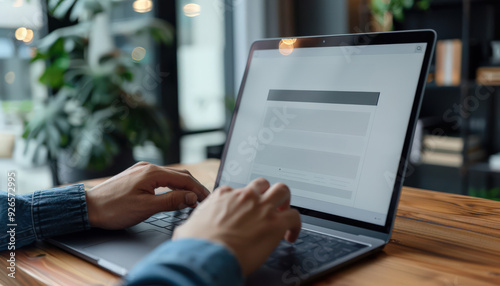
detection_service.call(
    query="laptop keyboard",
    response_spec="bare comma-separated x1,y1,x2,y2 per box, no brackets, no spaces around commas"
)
143,208,194,235
265,229,368,271
144,210,367,272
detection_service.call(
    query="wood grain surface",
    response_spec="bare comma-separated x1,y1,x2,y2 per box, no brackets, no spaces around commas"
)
1,159,499,286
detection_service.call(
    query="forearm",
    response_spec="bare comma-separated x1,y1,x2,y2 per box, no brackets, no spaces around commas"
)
124,239,243,286
0,184,90,251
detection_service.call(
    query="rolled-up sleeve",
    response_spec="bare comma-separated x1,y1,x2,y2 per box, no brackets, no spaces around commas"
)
0,184,90,251
125,239,244,286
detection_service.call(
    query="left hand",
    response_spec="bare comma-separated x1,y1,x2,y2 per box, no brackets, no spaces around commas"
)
85,162,210,229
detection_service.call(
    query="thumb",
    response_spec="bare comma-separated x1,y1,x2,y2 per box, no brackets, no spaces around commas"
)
152,191,198,212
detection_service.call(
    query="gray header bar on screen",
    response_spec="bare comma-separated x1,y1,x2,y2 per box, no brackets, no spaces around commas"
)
268,90,380,106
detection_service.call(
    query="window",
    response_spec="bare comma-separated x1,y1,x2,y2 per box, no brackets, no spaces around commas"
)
176,0,227,163
0,0,52,193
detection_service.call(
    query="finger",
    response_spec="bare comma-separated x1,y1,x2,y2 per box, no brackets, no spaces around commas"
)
160,167,211,199
279,209,302,243
164,168,190,175
244,177,270,194
261,183,291,209
142,167,210,202
215,185,233,194
151,191,198,213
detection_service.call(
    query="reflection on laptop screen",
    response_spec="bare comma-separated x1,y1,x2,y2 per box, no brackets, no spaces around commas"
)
220,43,427,226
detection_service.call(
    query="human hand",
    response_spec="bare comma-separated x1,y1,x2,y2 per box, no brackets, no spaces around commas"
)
85,162,210,229
173,178,301,276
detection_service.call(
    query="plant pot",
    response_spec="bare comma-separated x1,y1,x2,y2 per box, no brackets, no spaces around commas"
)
54,147,136,185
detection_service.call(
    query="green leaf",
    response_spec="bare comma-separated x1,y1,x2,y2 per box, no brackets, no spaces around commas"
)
46,124,61,155
82,0,106,15
53,56,70,70
370,0,388,15
35,129,47,150
487,188,500,198
392,6,404,21
39,65,66,88
36,23,90,52
54,116,71,133
69,0,87,21
30,51,48,63
469,188,478,197
469,187,500,200
48,0,64,12
416,0,430,10
75,77,94,104
121,70,133,82
402,0,414,9
51,0,77,19
48,38,66,56
60,134,69,147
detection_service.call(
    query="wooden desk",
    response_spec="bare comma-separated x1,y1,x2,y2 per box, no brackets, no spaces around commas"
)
1,159,500,285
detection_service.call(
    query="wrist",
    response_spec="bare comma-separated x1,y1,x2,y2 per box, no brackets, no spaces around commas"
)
85,190,101,228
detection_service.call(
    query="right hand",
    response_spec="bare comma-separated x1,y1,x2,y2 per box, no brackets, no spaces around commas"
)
173,178,302,276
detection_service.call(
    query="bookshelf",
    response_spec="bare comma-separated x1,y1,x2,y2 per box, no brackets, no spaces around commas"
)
361,0,500,195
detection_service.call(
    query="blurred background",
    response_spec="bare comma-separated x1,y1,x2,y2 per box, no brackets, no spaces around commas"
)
0,0,499,200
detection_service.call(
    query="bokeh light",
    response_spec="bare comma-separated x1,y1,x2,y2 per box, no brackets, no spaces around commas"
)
15,27,34,44
279,39,294,56
133,0,153,13
12,0,24,7
5,72,16,85
131,47,147,61
281,38,297,45
15,27,27,41
183,3,201,17
23,29,34,43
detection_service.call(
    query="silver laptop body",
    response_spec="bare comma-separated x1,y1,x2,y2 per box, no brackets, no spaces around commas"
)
50,30,436,285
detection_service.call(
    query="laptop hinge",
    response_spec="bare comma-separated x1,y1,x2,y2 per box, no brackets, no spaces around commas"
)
301,215,389,242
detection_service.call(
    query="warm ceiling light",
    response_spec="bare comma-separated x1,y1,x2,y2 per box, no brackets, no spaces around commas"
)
5,71,15,85
183,3,201,17
15,27,34,43
23,29,34,43
133,0,153,13
281,38,297,45
12,0,24,7
279,39,294,56
131,47,146,61
15,27,27,41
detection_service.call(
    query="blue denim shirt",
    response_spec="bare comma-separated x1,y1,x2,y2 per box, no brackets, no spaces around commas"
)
0,184,243,286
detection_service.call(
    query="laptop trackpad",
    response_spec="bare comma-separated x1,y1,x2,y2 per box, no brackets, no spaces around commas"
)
82,229,170,271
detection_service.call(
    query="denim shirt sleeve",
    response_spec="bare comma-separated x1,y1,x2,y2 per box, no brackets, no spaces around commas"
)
0,184,90,251
125,238,244,286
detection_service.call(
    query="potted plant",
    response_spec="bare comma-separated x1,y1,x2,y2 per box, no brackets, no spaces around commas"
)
23,0,173,184
370,0,431,32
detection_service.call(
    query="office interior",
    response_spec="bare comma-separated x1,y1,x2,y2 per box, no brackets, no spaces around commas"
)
0,0,499,201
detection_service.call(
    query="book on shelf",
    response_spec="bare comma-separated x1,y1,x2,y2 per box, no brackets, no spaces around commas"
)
477,66,500,85
423,135,481,152
421,149,485,167
421,135,484,167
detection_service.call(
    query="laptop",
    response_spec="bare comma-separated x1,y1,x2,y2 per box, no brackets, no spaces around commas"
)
49,30,436,285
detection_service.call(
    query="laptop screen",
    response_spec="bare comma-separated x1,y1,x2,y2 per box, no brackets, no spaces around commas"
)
218,40,428,227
